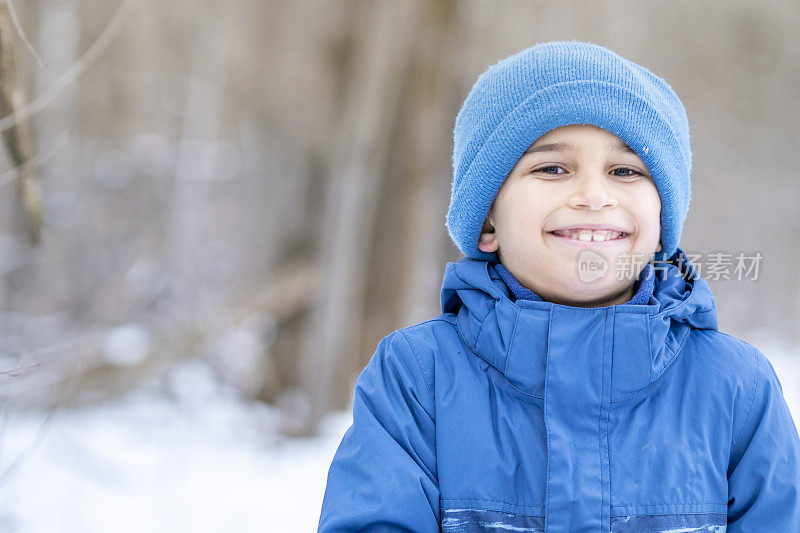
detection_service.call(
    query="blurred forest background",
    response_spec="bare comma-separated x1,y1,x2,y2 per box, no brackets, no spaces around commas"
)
1,0,799,441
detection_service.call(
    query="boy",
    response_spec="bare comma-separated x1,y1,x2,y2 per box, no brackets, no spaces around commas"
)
318,41,800,532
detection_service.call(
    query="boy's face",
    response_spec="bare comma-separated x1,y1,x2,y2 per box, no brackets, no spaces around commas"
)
478,124,662,307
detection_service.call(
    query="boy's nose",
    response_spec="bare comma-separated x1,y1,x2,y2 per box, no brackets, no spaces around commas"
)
568,172,617,211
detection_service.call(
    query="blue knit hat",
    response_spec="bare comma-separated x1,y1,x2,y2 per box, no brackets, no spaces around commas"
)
447,41,691,261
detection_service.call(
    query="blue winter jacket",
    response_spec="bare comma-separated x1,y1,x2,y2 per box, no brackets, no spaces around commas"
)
318,249,800,532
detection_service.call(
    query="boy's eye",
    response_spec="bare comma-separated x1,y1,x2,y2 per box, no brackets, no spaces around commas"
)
533,165,566,175
530,166,647,179
611,167,641,178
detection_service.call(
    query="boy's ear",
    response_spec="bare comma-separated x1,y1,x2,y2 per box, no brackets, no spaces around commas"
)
478,209,499,253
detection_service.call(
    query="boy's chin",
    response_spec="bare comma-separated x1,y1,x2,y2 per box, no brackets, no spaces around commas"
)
543,277,638,308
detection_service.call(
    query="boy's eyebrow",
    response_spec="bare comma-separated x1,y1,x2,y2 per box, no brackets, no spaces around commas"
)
611,142,638,155
523,142,571,155
522,141,638,156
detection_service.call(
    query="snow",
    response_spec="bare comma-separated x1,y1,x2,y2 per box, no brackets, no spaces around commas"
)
102,324,152,366
0,359,351,532
0,347,797,532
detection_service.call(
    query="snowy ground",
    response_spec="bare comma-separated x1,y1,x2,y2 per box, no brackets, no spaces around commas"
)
0,344,797,533
0,360,351,533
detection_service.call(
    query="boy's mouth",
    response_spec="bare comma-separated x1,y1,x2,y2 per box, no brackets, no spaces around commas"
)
548,228,631,243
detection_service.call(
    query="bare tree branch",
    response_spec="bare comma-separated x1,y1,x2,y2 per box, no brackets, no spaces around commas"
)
1,0,46,67
0,363,42,377
0,3,41,243
0,0,135,134
0,328,98,488
0,131,69,188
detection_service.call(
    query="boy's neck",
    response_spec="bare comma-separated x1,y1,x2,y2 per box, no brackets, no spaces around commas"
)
493,263,655,306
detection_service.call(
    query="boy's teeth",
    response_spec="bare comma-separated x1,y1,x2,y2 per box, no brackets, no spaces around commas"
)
555,229,625,241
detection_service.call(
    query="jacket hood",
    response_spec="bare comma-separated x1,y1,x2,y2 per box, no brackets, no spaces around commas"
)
440,248,717,400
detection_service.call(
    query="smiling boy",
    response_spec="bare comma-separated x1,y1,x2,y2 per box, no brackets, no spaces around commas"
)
319,41,800,532
478,124,662,307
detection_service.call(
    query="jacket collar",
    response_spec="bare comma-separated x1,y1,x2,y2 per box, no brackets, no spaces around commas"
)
440,248,718,400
